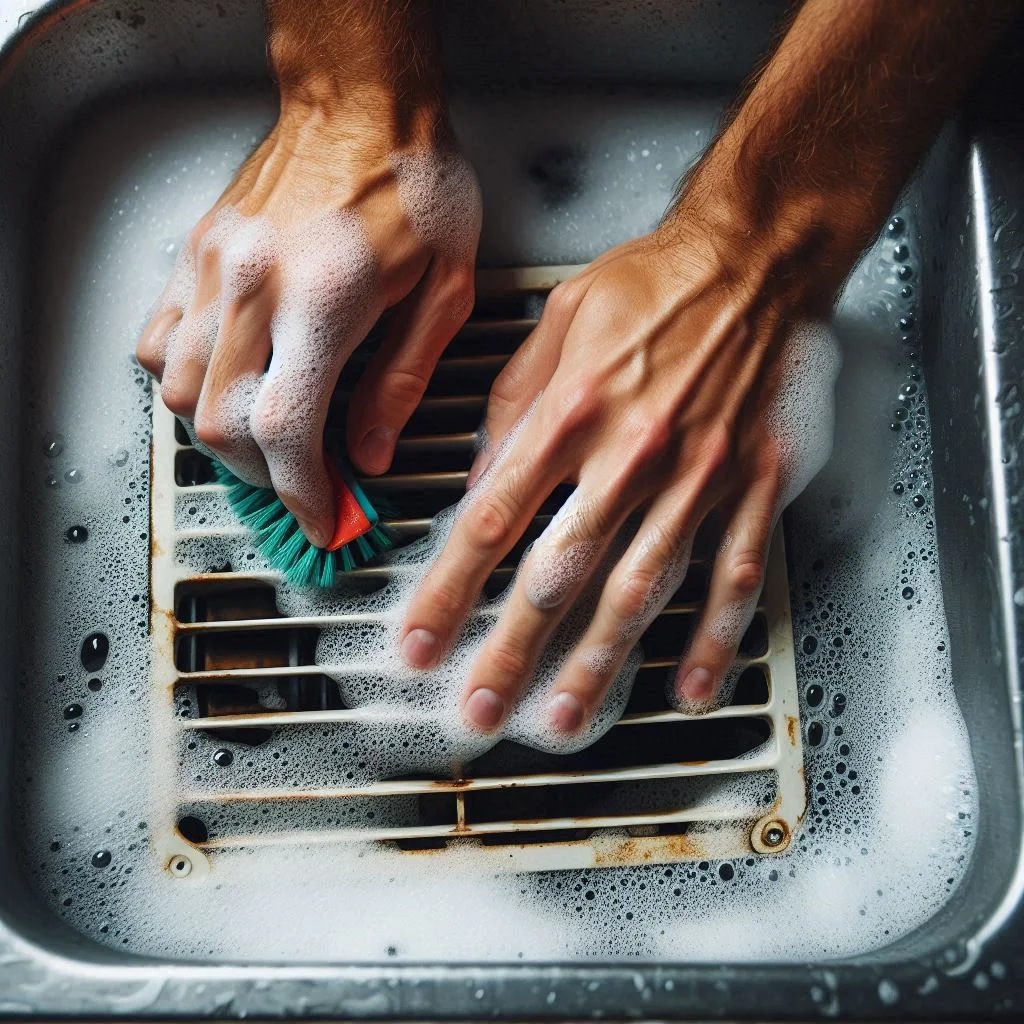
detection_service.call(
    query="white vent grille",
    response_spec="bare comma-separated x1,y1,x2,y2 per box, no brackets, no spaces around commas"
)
148,267,806,878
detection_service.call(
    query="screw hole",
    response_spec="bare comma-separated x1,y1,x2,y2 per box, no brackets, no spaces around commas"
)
168,855,192,878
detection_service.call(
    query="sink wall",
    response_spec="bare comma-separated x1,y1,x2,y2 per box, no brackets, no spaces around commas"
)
1,0,1023,1017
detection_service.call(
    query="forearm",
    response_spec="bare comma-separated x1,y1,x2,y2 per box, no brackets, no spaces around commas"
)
265,0,447,145
668,0,1018,308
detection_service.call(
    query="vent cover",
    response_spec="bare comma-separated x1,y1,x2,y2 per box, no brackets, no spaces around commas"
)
149,266,806,878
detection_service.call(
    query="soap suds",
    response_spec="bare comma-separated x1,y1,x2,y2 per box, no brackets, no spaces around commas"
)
15,92,976,965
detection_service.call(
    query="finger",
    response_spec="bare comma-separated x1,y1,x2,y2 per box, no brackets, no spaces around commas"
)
137,242,198,378
347,260,474,475
459,483,628,733
544,481,699,734
251,244,380,548
159,239,223,418
466,276,589,488
136,306,182,379
400,403,568,677
193,284,277,487
672,483,778,713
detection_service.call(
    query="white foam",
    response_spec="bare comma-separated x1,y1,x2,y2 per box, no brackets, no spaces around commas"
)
392,149,482,266
16,92,976,966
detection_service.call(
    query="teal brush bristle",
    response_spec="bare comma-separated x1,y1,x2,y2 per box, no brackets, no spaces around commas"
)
211,460,394,587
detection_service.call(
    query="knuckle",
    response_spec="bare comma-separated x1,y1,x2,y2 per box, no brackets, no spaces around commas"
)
379,366,430,408
555,374,603,434
192,409,228,451
250,387,295,454
489,349,535,412
545,280,576,315
135,343,163,377
446,266,476,320
486,639,530,684
464,489,516,552
160,380,198,418
730,548,766,597
621,415,673,474
703,423,733,475
573,493,617,544
610,569,654,622
420,576,466,624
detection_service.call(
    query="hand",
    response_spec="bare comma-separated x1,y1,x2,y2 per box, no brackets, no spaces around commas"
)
399,224,838,733
137,77,480,547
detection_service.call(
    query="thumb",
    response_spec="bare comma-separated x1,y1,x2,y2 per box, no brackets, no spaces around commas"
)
347,261,474,475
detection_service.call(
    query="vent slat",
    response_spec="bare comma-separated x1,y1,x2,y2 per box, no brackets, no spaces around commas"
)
195,803,762,850
175,653,757,683
177,703,769,731
182,747,777,801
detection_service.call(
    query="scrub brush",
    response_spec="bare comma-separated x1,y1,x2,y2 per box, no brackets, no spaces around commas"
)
212,457,394,587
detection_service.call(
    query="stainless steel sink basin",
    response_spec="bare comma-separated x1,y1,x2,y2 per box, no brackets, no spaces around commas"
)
2,0,1023,1018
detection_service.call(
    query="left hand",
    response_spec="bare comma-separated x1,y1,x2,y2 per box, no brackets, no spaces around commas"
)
399,224,836,735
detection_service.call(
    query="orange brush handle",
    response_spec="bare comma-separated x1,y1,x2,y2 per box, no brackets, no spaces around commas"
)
326,461,372,552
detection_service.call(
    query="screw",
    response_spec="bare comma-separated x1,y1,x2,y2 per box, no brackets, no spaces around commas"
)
760,821,789,849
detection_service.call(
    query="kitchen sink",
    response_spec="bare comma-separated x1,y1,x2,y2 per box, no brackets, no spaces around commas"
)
1,0,1023,1018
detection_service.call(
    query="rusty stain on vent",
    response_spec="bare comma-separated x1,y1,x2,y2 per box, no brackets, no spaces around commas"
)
148,266,807,877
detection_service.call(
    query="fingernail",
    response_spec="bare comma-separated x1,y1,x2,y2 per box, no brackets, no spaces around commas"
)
296,516,327,549
549,692,584,733
401,628,440,669
359,426,396,474
681,666,714,703
463,688,506,732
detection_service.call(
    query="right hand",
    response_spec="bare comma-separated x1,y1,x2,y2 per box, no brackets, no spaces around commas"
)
136,88,481,547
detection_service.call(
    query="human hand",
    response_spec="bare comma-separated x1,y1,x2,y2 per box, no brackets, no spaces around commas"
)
136,4,480,547
399,221,839,734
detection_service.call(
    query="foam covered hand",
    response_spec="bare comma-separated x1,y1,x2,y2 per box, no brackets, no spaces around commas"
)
136,3,480,548
400,226,839,732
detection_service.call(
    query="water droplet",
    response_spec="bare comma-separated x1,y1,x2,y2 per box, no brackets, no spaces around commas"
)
45,474,60,489
91,849,112,869
802,635,818,655
897,314,915,331
113,449,130,467
212,749,234,768
63,703,83,720
900,285,913,299
897,264,913,281
80,632,109,672
831,693,847,716
718,863,734,881
87,678,103,692
894,407,908,421
49,841,61,852
43,433,65,458
912,494,926,509
806,684,824,708
890,421,902,432
64,468,83,484
807,721,825,746
902,383,918,396
902,586,914,600
893,482,905,495
893,244,910,262
887,216,905,236
65,525,88,544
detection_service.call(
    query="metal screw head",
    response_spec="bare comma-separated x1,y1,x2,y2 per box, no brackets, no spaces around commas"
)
168,855,193,878
760,820,789,850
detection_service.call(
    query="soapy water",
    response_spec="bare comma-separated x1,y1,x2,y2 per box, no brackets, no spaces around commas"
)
14,91,975,961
